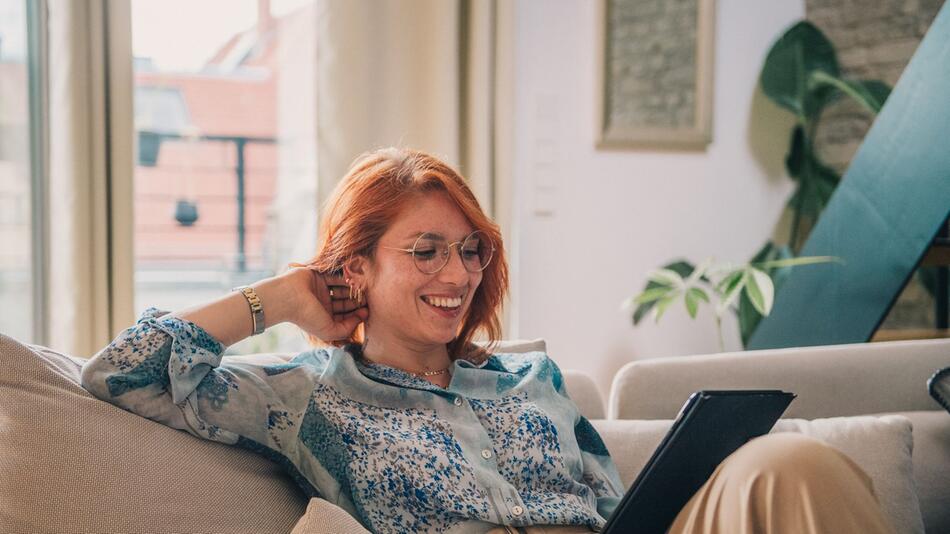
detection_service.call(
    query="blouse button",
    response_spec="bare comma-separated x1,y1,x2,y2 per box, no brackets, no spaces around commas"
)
480,449,493,459
453,397,464,406
511,505,524,516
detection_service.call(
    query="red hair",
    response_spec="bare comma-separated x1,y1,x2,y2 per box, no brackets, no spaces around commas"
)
294,147,508,361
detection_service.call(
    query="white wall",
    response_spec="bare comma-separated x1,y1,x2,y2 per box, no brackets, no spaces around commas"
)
511,0,805,396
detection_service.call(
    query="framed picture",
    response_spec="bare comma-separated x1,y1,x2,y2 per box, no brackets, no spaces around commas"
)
596,0,715,149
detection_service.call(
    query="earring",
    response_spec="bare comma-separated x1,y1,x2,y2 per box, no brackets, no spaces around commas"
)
346,278,364,305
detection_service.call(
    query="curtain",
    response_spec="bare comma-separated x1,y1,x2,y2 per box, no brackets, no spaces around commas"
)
47,0,133,356
313,0,508,217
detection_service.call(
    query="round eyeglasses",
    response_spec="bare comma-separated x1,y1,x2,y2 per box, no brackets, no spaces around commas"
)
381,230,496,274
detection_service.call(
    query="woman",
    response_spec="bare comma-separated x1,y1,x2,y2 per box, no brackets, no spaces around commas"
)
83,148,893,534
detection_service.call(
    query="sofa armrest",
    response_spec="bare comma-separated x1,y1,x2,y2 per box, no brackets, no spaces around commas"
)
609,338,950,420
562,370,605,419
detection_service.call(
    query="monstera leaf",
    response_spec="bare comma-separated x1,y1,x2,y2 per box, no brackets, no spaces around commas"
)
760,21,839,119
762,20,891,254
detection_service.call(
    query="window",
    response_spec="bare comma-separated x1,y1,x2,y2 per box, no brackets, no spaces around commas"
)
0,0,45,344
131,0,318,354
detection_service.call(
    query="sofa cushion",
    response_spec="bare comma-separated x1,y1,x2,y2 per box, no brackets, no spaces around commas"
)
291,498,372,534
0,334,308,534
875,411,950,534
591,415,923,534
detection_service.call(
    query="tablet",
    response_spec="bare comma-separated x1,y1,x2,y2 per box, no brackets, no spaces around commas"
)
601,390,795,534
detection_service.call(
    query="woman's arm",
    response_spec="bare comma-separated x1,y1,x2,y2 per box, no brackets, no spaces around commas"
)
80,267,367,446
543,355,626,520
574,415,625,519
174,267,367,347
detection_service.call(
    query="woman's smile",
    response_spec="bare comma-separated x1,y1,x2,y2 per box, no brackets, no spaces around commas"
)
420,293,466,319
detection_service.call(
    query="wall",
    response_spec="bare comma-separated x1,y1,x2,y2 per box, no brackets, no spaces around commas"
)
511,0,806,396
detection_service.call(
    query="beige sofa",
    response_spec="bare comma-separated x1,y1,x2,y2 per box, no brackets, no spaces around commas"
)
603,338,950,533
1,333,947,533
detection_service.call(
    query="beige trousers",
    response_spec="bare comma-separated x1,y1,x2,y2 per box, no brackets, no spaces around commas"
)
487,433,894,534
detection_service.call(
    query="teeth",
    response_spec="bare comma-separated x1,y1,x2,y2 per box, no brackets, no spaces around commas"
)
423,295,462,308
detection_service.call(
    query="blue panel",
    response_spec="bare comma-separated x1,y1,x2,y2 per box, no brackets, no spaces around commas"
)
748,3,950,349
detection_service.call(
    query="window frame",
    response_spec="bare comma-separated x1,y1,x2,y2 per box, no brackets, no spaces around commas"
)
26,0,49,344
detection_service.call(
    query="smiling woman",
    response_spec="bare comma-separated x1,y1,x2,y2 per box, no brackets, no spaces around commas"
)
82,147,625,533
81,148,894,534
298,148,508,374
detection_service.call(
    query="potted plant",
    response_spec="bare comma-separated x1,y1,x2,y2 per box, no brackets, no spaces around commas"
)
626,21,890,348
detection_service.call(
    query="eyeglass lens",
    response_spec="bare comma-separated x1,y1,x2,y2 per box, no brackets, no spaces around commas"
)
412,231,493,274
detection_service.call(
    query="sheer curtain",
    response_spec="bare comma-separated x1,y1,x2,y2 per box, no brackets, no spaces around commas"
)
47,0,133,356
313,0,510,218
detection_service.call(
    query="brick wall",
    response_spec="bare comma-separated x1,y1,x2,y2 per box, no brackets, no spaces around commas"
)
807,0,943,169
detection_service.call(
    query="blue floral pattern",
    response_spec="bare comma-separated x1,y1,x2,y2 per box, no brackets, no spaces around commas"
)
81,309,625,533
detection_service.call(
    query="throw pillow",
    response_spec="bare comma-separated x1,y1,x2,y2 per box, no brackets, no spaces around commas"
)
592,415,923,534
0,334,307,534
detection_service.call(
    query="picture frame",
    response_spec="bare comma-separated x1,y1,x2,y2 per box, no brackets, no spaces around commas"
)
596,0,715,150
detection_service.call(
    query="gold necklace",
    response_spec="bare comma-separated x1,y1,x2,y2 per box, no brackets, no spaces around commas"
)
354,343,452,377
411,367,452,377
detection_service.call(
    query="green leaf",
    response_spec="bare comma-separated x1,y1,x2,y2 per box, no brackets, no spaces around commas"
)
809,71,891,114
786,152,841,218
632,303,652,326
760,21,839,118
648,268,685,288
664,261,700,279
785,125,805,179
654,294,678,322
738,290,764,347
685,257,714,286
745,268,775,316
633,286,675,305
715,269,744,295
631,260,697,326
717,272,747,315
754,255,840,269
750,240,782,264
739,241,794,347
692,286,710,303
803,73,842,119
683,288,703,318
858,80,892,110
684,287,710,319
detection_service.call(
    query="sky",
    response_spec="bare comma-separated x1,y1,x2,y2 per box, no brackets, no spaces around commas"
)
0,0,312,68
132,0,314,72
0,0,27,62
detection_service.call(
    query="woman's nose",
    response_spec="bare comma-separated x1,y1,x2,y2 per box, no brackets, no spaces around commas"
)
439,245,469,280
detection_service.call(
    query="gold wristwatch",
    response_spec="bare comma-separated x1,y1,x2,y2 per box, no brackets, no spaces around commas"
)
234,285,265,336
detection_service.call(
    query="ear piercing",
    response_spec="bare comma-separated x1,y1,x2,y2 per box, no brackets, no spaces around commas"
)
345,277,364,305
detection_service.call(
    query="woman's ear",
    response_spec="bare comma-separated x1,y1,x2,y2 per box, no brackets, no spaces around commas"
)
343,255,371,288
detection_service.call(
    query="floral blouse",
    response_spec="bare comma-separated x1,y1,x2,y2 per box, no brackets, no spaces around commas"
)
81,309,624,534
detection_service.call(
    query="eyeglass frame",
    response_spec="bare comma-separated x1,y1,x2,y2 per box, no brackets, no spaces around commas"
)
379,230,496,274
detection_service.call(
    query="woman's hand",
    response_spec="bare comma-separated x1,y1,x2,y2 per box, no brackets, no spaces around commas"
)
283,267,369,342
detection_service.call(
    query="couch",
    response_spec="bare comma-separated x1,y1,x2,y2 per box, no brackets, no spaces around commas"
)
1,333,947,533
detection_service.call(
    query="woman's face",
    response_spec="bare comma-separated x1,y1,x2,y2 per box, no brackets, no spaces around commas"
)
358,192,484,350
